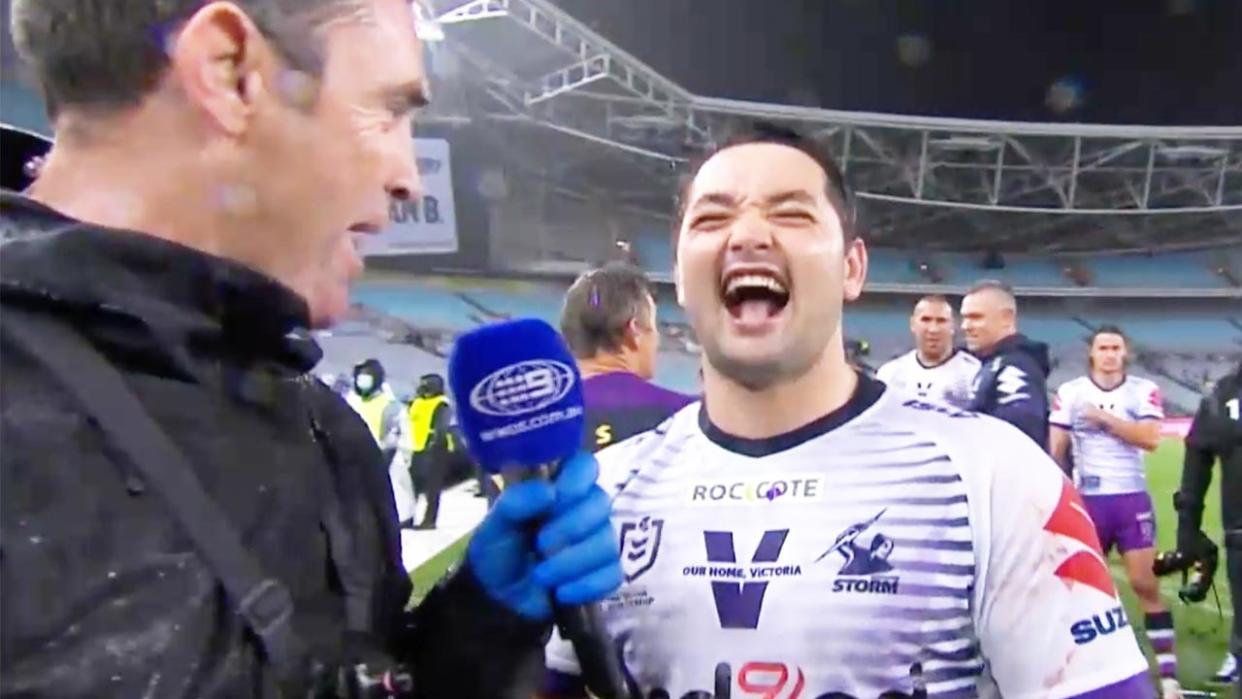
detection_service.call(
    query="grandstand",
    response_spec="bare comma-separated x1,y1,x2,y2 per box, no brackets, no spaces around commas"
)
3,0,1239,690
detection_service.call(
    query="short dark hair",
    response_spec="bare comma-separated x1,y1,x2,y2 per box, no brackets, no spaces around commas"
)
560,263,655,359
674,121,859,243
1089,324,1129,348
10,0,361,118
916,294,951,308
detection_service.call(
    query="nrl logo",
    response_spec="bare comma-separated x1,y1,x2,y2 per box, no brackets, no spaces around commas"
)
619,517,664,583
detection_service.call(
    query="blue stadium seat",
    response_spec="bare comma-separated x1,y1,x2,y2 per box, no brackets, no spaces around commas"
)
1089,251,1228,289
352,283,477,330
934,254,1067,287
634,234,674,274
1101,315,1241,350
462,288,565,324
865,250,931,285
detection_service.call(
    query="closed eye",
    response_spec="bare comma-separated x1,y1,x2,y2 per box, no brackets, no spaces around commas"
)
772,209,816,223
690,212,731,229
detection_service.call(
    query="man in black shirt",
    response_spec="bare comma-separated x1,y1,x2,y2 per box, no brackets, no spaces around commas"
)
1175,361,1242,692
559,263,695,453
0,1,621,696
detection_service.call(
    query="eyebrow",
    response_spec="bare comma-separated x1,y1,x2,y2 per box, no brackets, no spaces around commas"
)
384,79,431,114
689,189,819,210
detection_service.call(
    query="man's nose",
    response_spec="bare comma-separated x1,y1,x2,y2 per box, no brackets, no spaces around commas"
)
727,210,774,254
387,133,423,203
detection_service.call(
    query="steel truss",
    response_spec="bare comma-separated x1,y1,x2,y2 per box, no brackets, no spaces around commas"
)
424,0,1242,251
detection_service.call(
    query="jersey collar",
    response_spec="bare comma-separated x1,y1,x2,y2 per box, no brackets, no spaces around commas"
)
699,372,886,457
1088,373,1128,393
915,348,959,370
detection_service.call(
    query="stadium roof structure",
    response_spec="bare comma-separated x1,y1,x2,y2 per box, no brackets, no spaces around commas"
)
418,0,1242,254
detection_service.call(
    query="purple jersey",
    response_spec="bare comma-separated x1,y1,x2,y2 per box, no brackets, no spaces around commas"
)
582,371,696,452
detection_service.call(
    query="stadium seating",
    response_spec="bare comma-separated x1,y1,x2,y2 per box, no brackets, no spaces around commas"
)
351,283,478,331
459,287,564,324
631,236,1241,290
347,272,1238,416
1090,251,1231,289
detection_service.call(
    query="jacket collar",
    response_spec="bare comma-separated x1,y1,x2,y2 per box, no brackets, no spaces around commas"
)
0,191,320,375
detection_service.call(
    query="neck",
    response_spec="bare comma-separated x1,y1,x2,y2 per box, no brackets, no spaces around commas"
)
917,347,951,367
703,336,856,440
579,353,638,379
31,113,229,254
1091,369,1125,389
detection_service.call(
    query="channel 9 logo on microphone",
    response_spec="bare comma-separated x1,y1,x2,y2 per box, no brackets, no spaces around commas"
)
468,359,583,442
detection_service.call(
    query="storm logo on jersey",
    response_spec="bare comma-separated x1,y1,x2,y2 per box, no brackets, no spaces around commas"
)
817,510,900,595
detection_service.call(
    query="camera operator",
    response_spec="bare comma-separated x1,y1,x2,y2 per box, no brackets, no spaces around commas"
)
1175,361,1242,693
0,1,622,697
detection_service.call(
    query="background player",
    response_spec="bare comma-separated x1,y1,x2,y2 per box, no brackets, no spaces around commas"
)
961,280,1053,450
559,262,694,452
543,122,1152,698
1050,326,1180,698
1176,360,1242,693
877,294,979,406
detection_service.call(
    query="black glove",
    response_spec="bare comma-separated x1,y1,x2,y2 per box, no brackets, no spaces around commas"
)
1176,522,1204,558
1173,491,1205,556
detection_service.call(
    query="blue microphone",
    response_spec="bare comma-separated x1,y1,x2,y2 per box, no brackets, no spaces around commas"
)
448,317,586,475
448,318,628,699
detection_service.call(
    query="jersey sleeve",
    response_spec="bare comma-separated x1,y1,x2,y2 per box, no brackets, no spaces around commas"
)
968,419,1153,698
1134,381,1165,421
1049,381,1074,429
875,358,898,384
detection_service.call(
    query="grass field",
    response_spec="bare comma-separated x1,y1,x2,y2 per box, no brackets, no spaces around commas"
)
409,439,1232,690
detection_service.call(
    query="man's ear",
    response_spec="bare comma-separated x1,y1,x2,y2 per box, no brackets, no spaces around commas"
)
169,2,272,136
622,317,643,352
842,236,868,302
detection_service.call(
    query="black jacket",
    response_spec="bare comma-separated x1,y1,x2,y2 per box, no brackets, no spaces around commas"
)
1179,364,1242,536
0,193,547,698
967,333,1052,451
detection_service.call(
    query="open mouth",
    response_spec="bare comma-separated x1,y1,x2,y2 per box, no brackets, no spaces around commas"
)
721,271,791,323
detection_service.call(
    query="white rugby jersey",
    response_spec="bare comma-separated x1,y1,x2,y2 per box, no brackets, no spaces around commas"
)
546,376,1152,699
877,349,980,407
1050,375,1164,496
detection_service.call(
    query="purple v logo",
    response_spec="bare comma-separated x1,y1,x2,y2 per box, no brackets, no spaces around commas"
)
703,529,789,629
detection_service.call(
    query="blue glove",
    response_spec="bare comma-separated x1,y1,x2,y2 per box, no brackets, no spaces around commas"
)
466,451,622,620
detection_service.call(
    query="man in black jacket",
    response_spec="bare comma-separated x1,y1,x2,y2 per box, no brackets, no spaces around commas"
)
961,280,1052,450
1,1,622,697
1175,362,1242,693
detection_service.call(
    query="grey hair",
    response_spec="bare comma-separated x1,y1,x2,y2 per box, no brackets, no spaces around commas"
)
10,0,367,119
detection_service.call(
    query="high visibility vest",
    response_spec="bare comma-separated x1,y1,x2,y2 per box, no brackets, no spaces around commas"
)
409,395,453,453
350,392,393,443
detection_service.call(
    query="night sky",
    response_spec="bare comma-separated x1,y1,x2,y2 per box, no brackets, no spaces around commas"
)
553,0,1242,125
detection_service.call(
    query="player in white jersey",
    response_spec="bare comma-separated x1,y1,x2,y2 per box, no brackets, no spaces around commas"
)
541,122,1153,699
877,295,980,407
1049,326,1178,698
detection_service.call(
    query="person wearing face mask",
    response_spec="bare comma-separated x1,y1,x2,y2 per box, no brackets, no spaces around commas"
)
541,121,1152,699
347,358,408,468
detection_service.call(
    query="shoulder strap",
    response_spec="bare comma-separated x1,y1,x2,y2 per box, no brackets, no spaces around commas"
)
2,309,308,677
